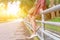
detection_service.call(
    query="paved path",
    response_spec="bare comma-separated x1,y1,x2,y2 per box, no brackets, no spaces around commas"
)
0,19,34,40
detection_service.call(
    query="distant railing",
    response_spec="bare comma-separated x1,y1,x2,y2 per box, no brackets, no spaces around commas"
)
24,4,60,40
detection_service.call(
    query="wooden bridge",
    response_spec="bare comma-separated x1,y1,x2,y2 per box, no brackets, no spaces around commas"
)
0,19,36,40
0,4,60,40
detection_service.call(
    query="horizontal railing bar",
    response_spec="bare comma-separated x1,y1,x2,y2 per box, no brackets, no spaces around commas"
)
24,21,41,31
24,21,41,39
24,21,60,40
41,30,60,40
24,21,33,30
45,30,60,38
36,20,60,26
40,4,60,14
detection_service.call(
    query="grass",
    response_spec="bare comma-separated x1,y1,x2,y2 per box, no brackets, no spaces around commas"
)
45,24,60,32
45,17,60,32
37,17,60,33
49,17,60,22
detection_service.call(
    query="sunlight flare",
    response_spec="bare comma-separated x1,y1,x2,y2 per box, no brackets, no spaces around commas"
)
7,1,20,15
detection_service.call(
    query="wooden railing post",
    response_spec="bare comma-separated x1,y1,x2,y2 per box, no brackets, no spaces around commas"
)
41,12,45,40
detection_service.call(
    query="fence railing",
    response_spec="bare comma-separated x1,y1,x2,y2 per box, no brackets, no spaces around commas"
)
24,4,60,40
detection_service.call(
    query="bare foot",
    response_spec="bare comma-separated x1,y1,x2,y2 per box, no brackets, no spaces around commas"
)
26,33,37,39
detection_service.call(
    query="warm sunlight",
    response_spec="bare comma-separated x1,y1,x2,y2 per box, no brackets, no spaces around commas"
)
0,1,27,22
0,1,22,22
7,1,20,16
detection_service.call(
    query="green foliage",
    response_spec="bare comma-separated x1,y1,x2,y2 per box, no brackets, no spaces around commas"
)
58,0,60,3
19,0,36,18
20,0,35,13
46,0,50,8
54,0,60,5
49,17,60,22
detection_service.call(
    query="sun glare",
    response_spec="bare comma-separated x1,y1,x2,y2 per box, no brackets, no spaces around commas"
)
0,1,27,22
0,1,20,16
7,1,20,15
0,1,26,21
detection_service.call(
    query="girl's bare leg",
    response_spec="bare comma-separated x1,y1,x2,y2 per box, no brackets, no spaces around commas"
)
27,15,37,39
31,16,37,34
